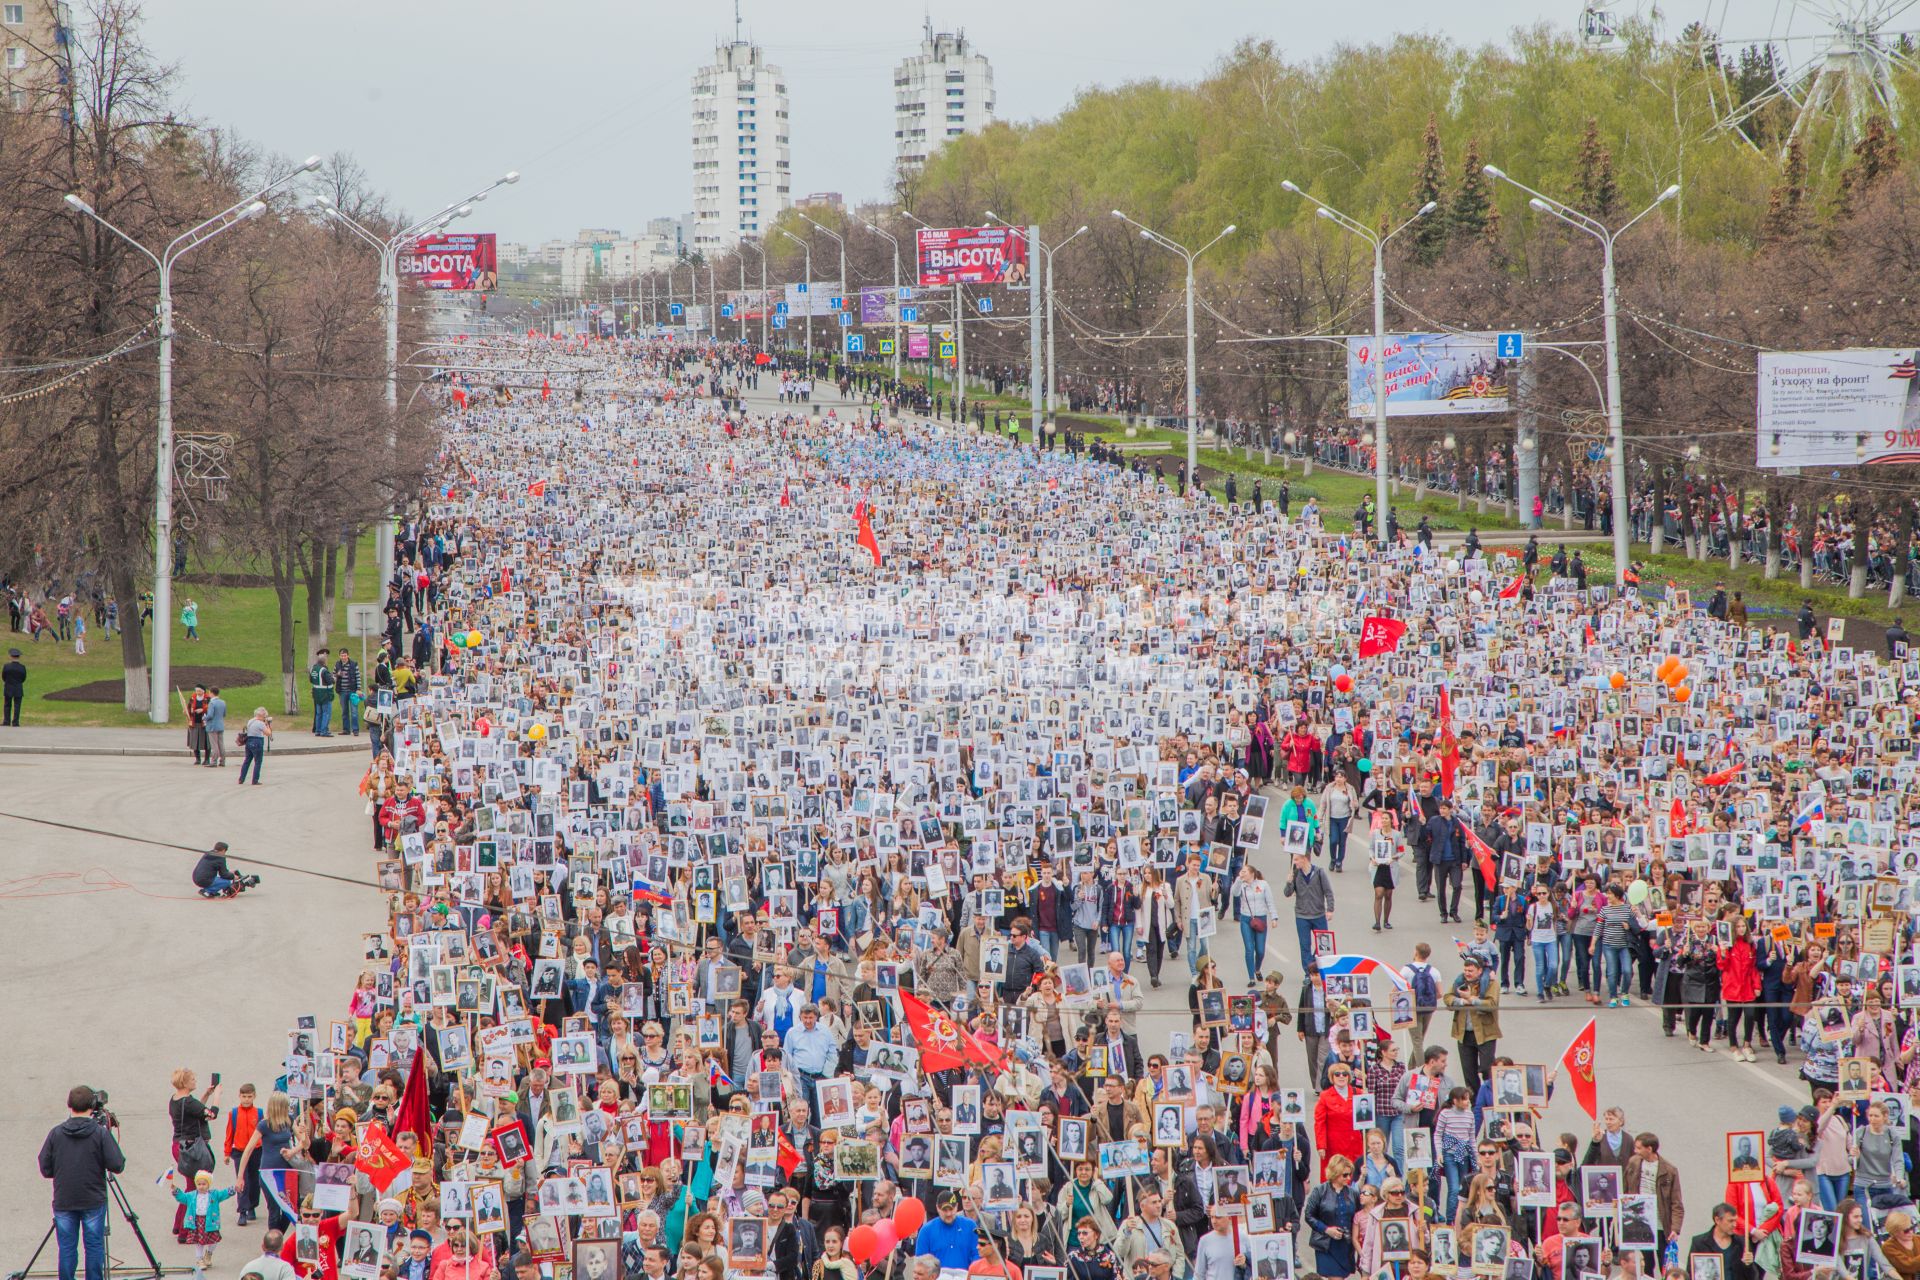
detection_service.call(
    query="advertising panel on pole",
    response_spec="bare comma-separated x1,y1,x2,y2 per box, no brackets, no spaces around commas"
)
399,233,498,291
906,328,931,360
858,287,897,325
781,283,839,317
1756,348,1920,468
914,225,1031,287
1345,331,1515,418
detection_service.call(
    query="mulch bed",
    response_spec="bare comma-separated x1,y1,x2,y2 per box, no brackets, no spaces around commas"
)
45,665,267,702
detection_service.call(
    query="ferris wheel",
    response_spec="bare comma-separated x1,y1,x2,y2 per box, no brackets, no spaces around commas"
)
1692,0,1920,159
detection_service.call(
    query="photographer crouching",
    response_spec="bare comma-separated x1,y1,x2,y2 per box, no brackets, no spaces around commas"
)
37,1085,126,1280
192,841,261,898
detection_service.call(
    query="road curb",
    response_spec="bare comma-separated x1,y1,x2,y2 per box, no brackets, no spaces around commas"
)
0,741,367,758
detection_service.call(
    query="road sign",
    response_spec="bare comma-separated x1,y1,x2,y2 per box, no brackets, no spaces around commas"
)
976,297,993,314
720,304,734,318
878,339,895,355
897,287,913,301
669,303,684,317
775,302,789,315
796,282,809,293
837,312,852,327
846,334,864,354
902,307,919,322
772,315,788,330
346,604,382,638
830,296,843,310
939,340,956,361
1586,442,1606,462
1496,331,1524,360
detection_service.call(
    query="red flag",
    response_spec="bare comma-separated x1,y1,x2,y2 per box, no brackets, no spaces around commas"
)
452,388,468,409
527,480,546,498
392,1045,432,1159
1559,1017,1599,1120
776,1128,803,1176
1701,765,1738,786
1622,567,1641,586
353,1127,410,1195
1584,624,1596,646
541,378,551,401
1358,615,1407,658
779,483,791,508
1436,685,1460,799
1670,797,1691,838
1497,572,1526,600
856,506,883,568
1462,820,1500,889
898,990,1004,1072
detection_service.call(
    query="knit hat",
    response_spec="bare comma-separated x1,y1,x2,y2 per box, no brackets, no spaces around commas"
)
1777,1105,1798,1124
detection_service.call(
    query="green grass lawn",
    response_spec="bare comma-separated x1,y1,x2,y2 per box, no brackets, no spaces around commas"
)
13,534,384,728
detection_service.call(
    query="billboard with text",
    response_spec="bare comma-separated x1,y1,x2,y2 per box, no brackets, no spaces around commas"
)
1757,348,1920,468
1346,331,1513,418
915,225,1030,287
400,232,497,291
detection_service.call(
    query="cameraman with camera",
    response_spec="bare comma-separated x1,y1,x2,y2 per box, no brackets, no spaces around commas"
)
37,1085,126,1280
192,841,259,898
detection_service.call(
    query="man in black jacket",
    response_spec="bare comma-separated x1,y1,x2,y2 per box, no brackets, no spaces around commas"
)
37,1085,125,1280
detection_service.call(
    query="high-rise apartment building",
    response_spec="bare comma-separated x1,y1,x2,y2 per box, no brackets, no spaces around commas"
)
691,39,790,257
893,21,994,173
2,0,70,112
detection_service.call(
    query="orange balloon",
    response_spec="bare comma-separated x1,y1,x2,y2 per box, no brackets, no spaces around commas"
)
1609,672,1627,689
1672,685,1692,702
1656,656,1677,681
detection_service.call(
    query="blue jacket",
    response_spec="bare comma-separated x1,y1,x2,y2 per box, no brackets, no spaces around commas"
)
171,1184,234,1232
915,1215,982,1269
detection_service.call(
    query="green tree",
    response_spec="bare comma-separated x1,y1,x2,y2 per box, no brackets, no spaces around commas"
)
1837,115,1900,218
1575,119,1619,219
1410,113,1449,264
1763,137,1809,243
1452,139,1494,243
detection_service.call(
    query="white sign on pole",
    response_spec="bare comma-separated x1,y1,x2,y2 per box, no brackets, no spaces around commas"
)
347,604,382,638
1756,348,1920,468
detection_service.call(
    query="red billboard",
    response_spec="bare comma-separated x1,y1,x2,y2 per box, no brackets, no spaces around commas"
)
915,225,1030,287
400,232,498,291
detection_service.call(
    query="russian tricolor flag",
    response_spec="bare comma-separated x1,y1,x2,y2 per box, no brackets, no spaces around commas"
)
708,1060,735,1090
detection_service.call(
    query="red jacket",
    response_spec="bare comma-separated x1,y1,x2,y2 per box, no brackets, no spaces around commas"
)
1285,732,1317,773
1312,1085,1365,1178
1717,939,1761,1003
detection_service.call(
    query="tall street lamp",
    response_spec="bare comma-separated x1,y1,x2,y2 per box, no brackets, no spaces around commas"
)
862,222,902,385
739,238,769,352
65,154,322,723
1484,165,1678,584
315,168,519,586
902,209,961,413
795,212,847,332
987,212,1088,418
1111,211,1236,494
1280,182,1435,549
777,229,813,369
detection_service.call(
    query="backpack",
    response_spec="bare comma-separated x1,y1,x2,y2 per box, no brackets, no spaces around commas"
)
1409,963,1440,1013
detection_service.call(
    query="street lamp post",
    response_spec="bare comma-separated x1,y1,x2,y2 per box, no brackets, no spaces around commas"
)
65,154,322,723
1483,166,1679,585
1280,182,1436,549
987,213,1089,421
777,229,812,369
797,212,846,366
1110,212,1237,495
739,238,768,353
315,169,519,590
862,222,902,385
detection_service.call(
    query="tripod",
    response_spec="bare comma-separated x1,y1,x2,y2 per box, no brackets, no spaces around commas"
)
9,1172,176,1280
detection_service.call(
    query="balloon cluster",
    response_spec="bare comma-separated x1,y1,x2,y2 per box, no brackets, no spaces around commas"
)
1654,655,1690,703
848,1199,926,1263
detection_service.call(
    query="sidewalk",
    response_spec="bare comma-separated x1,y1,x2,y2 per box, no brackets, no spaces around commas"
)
0,725,369,757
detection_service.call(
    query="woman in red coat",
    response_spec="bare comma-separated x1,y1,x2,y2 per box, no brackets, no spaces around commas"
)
1313,1064,1366,1179
1716,917,1763,1061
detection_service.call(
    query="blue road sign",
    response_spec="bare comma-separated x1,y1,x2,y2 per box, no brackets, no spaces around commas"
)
838,312,852,327
772,315,788,330
669,303,684,317
720,305,734,318
846,334,864,353
901,307,919,322
878,339,896,355
796,282,809,293
1497,331,1524,360
897,287,913,301
775,302,789,315
976,297,993,313
830,296,843,310
1586,441,1606,462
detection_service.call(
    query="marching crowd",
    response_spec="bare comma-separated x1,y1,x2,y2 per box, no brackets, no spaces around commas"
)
99,334,1920,1280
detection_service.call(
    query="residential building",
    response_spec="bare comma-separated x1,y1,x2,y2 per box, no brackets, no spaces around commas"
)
1,0,69,112
691,39,791,256
893,20,993,173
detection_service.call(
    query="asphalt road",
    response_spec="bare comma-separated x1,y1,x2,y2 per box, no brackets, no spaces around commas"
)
0,747,375,1269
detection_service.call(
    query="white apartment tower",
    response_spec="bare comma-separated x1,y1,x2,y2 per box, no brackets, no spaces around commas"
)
691,38,790,257
893,20,994,173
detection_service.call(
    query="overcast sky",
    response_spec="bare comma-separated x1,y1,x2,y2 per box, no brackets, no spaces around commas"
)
140,1,1779,245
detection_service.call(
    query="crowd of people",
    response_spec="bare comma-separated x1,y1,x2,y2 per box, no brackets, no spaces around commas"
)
91,332,1920,1280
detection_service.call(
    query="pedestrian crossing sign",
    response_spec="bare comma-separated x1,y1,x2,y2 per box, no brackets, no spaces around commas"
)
939,340,956,361
878,339,895,355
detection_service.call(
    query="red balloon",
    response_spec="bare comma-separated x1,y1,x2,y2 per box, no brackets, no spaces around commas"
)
846,1227,878,1264
892,1198,927,1237
873,1223,900,1256
1334,673,1354,693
